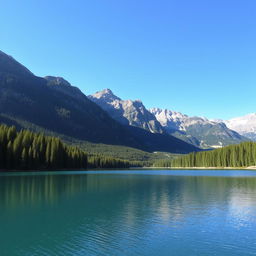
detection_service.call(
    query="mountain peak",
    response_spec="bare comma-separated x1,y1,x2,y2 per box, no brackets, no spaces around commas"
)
150,107,246,148
89,89,164,134
224,113,256,140
98,88,116,97
102,88,114,94
90,88,121,102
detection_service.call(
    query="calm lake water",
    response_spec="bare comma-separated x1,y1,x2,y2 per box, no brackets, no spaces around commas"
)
1,170,256,256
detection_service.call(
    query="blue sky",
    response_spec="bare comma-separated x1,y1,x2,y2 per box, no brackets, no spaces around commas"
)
1,0,255,119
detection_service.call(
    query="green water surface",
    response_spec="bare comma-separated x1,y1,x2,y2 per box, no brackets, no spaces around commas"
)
0,170,256,256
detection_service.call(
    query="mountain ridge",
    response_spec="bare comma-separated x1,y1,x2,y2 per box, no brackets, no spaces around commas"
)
150,108,248,148
0,50,199,154
89,87,248,149
89,89,164,134
221,113,256,141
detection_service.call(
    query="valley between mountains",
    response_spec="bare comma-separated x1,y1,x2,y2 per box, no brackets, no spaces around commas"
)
0,50,255,164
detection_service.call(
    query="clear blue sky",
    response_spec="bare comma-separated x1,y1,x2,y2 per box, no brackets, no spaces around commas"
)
1,0,255,119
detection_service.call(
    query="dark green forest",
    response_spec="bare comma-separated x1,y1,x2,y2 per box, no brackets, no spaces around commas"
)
0,50,199,155
154,142,256,168
2,123,255,170
0,125,132,170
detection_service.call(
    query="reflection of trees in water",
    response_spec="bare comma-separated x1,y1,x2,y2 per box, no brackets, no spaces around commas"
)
1,174,256,212
0,174,132,209
1,173,256,255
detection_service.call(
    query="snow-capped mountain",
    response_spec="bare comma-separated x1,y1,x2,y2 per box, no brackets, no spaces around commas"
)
88,89,164,134
150,108,248,148
223,113,256,141
0,50,201,154
149,108,188,131
88,89,250,149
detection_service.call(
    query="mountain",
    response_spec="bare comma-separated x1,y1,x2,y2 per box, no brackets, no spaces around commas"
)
88,89,164,133
150,108,248,148
223,113,256,141
88,89,247,149
0,50,33,77
0,50,198,154
125,125,199,153
0,51,140,147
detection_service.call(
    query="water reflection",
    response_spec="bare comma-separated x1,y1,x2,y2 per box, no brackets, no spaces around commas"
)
0,172,256,256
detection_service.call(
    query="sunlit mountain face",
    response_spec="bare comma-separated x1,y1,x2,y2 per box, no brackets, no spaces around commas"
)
0,51,199,154
223,113,256,141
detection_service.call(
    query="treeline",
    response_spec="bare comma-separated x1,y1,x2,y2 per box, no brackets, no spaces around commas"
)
154,142,256,168
87,155,134,169
0,125,133,170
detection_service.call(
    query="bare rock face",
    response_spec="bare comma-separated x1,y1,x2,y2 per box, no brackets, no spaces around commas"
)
89,89,248,149
0,50,200,154
0,50,252,152
149,108,248,149
89,89,164,134
0,51,141,147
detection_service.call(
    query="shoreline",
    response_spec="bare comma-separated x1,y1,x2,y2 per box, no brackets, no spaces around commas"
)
130,166,256,170
0,166,256,173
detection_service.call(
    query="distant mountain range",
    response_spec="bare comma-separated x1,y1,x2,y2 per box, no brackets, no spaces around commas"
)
150,108,248,148
0,50,198,154
0,50,253,154
222,114,256,141
89,89,249,148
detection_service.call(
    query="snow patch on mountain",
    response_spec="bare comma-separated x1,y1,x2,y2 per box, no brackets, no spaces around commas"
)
149,108,221,132
150,108,247,148
223,113,256,140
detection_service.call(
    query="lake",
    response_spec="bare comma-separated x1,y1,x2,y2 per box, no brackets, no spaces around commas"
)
1,170,256,256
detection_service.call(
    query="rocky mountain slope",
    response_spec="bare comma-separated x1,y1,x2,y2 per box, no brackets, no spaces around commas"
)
88,89,164,133
150,108,248,148
0,50,198,154
89,87,248,149
0,50,144,147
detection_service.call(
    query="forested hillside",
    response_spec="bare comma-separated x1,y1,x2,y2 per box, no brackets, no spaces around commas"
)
0,50,199,154
154,142,256,168
0,125,131,170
